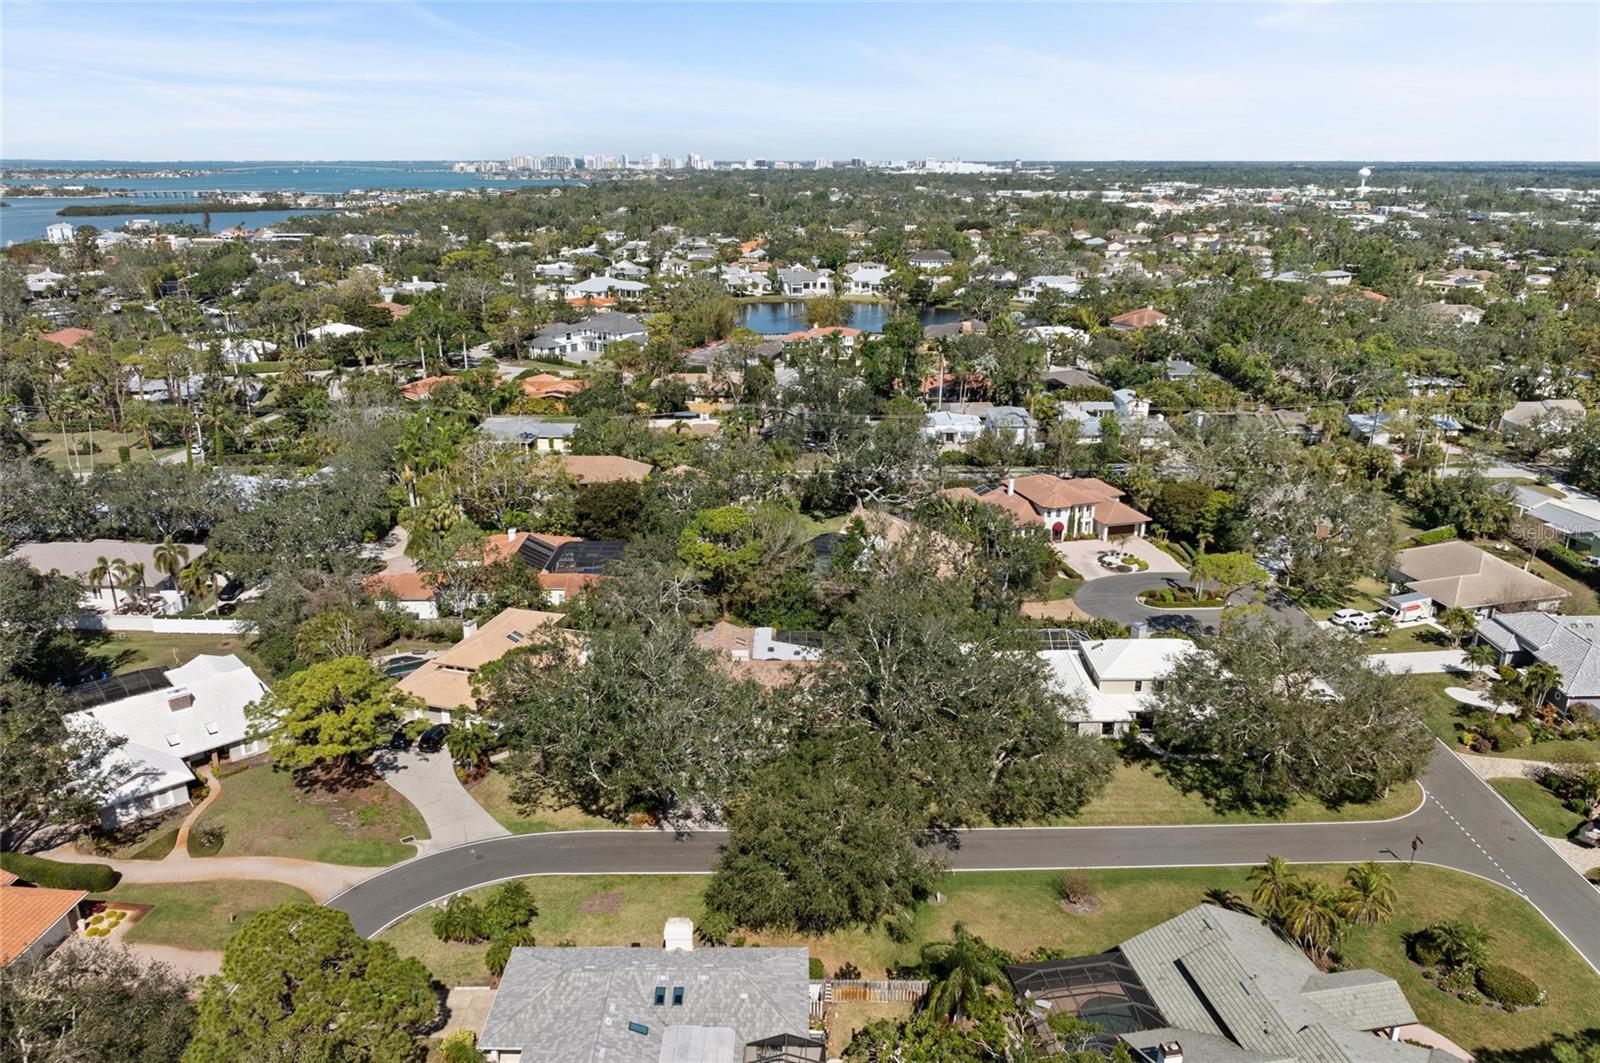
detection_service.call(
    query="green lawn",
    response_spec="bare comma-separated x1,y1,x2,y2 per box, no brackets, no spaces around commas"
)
29,427,169,469
793,512,851,541
74,811,183,860
381,865,1596,1056
1490,778,1587,837
1365,623,1455,654
94,880,312,951
189,762,427,866
76,631,267,678
1064,760,1422,826
1291,576,1391,622
466,769,620,834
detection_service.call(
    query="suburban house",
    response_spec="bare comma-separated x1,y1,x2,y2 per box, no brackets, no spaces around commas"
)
921,410,983,446
305,321,366,343
1041,634,1198,737
694,621,823,687
1422,302,1484,327
1390,541,1568,617
565,275,649,301
1474,612,1600,717
476,921,821,1063
1510,484,1600,554
40,327,96,349
983,405,1038,446
398,607,566,721
517,373,588,402
67,654,271,826
0,872,85,969
1007,904,1439,1063
1345,411,1463,446
946,475,1151,541
775,266,833,297
1109,307,1169,331
907,249,954,272
515,534,625,604
840,262,890,295
1499,398,1585,440
10,539,208,616
719,264,773,296
479,416,577,452
527,312,649,364
554,454,652,484
1017,275,1081,301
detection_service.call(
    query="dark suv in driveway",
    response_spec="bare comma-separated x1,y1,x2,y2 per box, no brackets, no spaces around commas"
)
417,724,449,754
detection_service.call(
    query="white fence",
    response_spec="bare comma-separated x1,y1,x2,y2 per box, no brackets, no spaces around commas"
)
72,614,257,635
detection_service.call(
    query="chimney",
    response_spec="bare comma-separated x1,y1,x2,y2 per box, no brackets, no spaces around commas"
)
167,691,195,711
462,618,478,638
663,917,694,952
507,528,518,541
1006,477,1016,496
1159,1042,1183,1063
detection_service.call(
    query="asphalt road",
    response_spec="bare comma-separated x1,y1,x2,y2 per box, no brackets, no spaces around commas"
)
328,746,1600,975
1070,572,1224,632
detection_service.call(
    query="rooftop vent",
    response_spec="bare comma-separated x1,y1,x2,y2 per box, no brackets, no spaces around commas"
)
167,691,194,711
1158,1042,1183,1063
164,732,182,747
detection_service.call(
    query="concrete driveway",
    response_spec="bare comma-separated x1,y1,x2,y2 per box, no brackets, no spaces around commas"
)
1055,536,1186,581
375,748,509,854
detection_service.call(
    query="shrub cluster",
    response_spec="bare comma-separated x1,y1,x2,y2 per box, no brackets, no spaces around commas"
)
1475,964,1544,1008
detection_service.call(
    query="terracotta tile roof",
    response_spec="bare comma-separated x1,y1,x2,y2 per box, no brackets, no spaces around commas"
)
694,621,755,657
1093,499,1152,527
400,375,453,400
538,571,603,598
0,885,85,967
0,870,17,887
40,327,94,349
554,454,652,484
566,295,617,308
1008,474,1122,510
1110,307,1168,329
942,486,1036,525
483,531,532,564
365,571,440,602
777,326,861,342
520,374,588,399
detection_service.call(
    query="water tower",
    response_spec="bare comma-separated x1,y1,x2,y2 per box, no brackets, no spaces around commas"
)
1358,166,1373,198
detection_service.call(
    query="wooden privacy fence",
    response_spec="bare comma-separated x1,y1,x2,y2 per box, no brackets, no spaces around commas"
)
820,979,931,1004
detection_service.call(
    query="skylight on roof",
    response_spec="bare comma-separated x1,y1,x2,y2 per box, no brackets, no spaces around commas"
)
627,1021,649,1035
165,732,182,746
507,631,525,643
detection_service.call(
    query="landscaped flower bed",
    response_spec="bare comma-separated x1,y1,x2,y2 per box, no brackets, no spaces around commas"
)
1137,587,1227,609
1096,551,1149,574
83,907,129,938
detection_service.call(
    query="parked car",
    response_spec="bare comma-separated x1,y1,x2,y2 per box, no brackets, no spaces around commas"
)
388,726,413,752
1573,819,1600,848
1331,609,1374,632
417,723,450,754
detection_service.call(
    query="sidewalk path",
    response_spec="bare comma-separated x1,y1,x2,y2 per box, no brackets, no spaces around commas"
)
172,765,221,853
1368,649,1468,674
47,845,371,903
375,748,509,855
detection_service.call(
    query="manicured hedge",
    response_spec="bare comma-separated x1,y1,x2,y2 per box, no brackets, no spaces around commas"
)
1543,541,1600,584
1476,963,1544,1007
1413,525,1459,546
0,852,117,893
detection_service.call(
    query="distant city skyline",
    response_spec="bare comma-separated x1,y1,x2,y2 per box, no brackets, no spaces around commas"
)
2,2,1596,162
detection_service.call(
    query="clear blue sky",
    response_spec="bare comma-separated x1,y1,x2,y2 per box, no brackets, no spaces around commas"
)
3,1,1596,161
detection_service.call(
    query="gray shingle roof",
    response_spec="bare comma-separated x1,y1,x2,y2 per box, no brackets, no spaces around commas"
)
478,946,812,1062
1474,612,1600,698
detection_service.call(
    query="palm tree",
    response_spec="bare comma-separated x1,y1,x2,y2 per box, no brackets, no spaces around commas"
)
1248,855,1297,919
108,558,130,611
1421,920,1492,973
153,537,190,595
919,923,1006,1023
120,561,148,611
178,554,220,607
1519,662,1563,710
88,555,115,610
1464,642,1499,670
1336,863,1396,927
1280,880,1346,964
1437,607,1478,649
